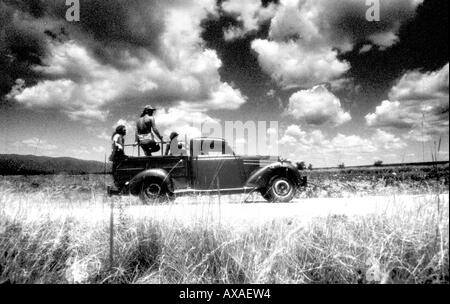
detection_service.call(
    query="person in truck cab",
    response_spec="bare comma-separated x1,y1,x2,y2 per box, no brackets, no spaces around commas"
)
165,131,187,156
135,105,164,156
109,125,127,174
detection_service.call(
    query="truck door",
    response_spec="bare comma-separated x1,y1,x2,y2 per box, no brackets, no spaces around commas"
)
191,139,246,190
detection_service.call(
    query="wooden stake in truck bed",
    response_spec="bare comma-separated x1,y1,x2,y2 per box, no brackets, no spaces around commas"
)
107,137,307,203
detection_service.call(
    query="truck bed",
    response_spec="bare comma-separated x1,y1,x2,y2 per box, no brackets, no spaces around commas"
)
114,155,189,188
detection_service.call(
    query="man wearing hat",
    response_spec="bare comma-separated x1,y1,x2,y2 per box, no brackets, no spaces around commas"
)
135,105,163,156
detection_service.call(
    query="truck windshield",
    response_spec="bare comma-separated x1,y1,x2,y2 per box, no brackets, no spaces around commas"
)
190,138,236,156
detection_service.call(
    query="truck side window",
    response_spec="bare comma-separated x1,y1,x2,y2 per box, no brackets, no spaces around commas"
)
191,138,236,156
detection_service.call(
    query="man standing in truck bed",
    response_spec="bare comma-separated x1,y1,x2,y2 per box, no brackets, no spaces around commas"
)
135,105,164,156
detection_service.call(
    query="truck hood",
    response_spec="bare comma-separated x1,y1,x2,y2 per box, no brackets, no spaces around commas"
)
241,155,282,167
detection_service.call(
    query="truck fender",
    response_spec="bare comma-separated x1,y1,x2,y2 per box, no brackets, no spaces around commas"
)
128,168,174,196
245,162,305,190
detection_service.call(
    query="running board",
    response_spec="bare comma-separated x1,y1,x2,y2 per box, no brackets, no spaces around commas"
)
107,185,257,196
174,187,256,195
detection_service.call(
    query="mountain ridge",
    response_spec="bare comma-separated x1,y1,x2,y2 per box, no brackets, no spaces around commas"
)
0,154,111,175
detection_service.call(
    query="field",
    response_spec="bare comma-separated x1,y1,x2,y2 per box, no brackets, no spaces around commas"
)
302,164,449,197
0,164,448,284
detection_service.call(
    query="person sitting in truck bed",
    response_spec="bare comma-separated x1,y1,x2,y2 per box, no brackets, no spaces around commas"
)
109,125,127,174
135,105,164,156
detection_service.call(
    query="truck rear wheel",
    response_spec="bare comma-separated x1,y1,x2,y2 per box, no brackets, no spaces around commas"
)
139,179,173,204
260,176,296,203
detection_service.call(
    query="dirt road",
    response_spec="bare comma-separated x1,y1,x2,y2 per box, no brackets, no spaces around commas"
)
4,192,447,226
123,193,449,227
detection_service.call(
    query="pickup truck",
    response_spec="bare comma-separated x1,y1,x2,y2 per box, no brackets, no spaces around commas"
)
107,137,307,203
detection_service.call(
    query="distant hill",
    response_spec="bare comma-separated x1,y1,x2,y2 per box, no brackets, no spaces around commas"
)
0,154,111,175
312,161,449,171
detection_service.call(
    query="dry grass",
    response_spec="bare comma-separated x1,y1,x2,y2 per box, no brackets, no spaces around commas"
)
302,164,449,198
0,178,448,284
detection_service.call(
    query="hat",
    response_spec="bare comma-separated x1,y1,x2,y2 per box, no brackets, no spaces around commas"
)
169,131,179,141
144,104,156,112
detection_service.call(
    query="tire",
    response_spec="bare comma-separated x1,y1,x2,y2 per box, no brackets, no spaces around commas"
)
260,176,296,203
139,179,173,204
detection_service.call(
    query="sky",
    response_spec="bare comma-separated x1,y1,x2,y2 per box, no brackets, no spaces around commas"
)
0,0,448,167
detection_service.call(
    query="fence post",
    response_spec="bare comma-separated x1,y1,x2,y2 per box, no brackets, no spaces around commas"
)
109,198,114,270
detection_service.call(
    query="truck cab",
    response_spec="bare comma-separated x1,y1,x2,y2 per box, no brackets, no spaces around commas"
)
108,137,307,203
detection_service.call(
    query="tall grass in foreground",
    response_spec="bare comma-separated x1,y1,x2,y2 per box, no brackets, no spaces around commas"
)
0,195,448,284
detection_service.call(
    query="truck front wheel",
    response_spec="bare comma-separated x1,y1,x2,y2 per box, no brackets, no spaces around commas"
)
139,180,174,204
261,176,296,203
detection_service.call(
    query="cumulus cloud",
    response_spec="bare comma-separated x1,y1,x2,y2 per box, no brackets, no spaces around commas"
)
1,0,195,67
274,0,422,51
368,32,399,50
9,40,245,120
279,126,325,152
371,129,407,150
113,106,221,143
1,0,426,101
365,100,416,129
277,124,407,165
366,63,449,141
223,27,247,41
388,64,449,102
8,42,121,121
221,0,278,41
330,133,378,154
250,0,351,88
278,125,377,163
284,124,306,138
16,137,57,151
96,130,111,141
0,0,54,97
287,85,351,125
5,0,247,121
359,44,373,54
3,0,424,112
247,0,422,88
155,107,220,139
93,146,106,153
251,39,350,88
